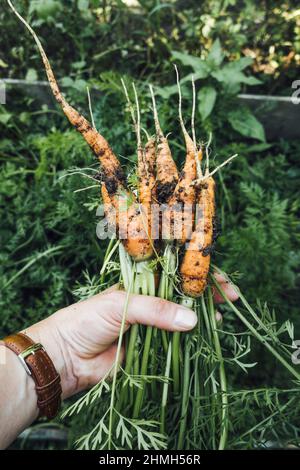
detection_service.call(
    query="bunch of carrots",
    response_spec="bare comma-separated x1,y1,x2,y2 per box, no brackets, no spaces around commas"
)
7,1,233,298
9,1,239,449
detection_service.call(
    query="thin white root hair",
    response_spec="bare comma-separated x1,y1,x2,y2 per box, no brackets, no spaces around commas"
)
86,86,96,130
7,0,66,108
205,132,213,173
191,75,203,178
74,184,100,193
121,78,137,129
132,82,142,149
174,64,189,140
191,75,197,149
194,154,238,183
149,84,163,138
142,127,150,140
59,171,100,181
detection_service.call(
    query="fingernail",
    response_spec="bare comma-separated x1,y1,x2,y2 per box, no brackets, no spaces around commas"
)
215,311,223,324
226,284,239,301
174,308,197,330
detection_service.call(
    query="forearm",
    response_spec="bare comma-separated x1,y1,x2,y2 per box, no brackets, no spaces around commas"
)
0,342,38,449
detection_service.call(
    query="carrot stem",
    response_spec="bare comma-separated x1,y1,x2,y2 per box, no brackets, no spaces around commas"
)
177,335,191,449
211,274,300,381
207,287,228,450
160,342,172,434
200,295,217,449
133,326,153,417
172,332,181,396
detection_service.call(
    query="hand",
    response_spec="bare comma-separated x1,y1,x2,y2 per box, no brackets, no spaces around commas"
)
212,272,239,304
24,276,238,400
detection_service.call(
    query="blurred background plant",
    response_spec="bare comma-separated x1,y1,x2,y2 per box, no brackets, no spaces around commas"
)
1,0,300,92
1,0,300,449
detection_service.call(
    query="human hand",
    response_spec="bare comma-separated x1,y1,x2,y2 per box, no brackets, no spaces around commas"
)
24,277,238,400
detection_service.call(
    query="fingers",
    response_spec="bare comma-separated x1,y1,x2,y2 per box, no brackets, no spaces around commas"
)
213,273,239,304
215,311,223,323
98,276,238,306
105,290,198,332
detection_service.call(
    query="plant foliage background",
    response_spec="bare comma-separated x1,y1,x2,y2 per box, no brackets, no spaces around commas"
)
1,0,300,449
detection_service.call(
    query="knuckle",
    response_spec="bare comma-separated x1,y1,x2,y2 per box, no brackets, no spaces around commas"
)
152,298,174,323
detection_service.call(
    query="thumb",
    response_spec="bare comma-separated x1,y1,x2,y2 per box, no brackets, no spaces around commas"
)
106,291,198,332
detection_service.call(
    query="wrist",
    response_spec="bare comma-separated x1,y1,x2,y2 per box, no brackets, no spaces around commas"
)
22,319,77,400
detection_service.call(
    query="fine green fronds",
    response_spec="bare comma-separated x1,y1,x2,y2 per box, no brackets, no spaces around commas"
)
61,371,111,419
63,232,300,451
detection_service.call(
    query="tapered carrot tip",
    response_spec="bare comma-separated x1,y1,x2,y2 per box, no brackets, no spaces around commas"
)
181,276,208,298
122,214,154,261
117,201,154,261
123,239,153,262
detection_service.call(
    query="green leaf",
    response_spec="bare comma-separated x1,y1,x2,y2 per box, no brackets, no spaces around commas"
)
180,71,209,84
0,113,12,125
212,65,261,89
78,0,89,10
233,57,254,70
0,59,8,68
228,107,266,142
29,0,61,19
198,86,217,120
242,76,262,86
155,84,178,100
243,143,273,154
73,79,88,92
155,71,209,100
61,77,74,88
25,68,38,82
72,60,86,70
171,50,208,77
19,112,31,124
207,39,224,66
149,3,175,16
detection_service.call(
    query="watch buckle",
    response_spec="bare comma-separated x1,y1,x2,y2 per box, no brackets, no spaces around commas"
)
18,343,45,376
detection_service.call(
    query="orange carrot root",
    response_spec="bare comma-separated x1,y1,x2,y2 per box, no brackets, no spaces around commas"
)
180,176,215,297
8,0,125,194
162,67,203,245
10,0,224,271
149,85,178,203
10,1,155,262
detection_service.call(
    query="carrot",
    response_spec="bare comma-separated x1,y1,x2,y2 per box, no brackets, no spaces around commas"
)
180,135,237,297
100,104,155,260
162,67,202,244
8,1,125,196
102,177,153,261
118,81,156,260
180,175,215,297
149,86,178,204
138,136,156,205
101,173,153,261
101,183,117,235
131,84,156,211
10,2,154,261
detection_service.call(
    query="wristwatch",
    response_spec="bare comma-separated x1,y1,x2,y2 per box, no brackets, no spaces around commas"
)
3,332,62,419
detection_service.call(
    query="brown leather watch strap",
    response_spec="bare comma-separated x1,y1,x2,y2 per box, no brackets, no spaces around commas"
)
3,333,62,419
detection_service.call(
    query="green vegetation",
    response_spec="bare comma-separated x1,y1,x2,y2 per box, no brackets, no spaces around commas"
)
1,0,300,450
